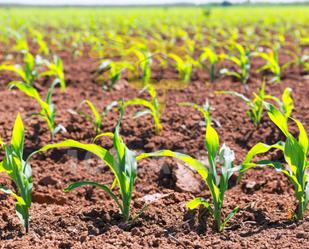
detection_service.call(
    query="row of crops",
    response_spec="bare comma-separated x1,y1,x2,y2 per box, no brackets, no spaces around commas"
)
0,6,309,238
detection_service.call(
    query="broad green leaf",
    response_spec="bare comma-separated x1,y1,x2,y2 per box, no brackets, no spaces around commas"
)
0,134,3,148
114,103,125,163
256,160,301,192
0,64,27,82
16,203,29,232
205,121,219,183
11,113,24,154
243,142,284,164
282,88,294,118
29,140,115,171
291,118,308,154
187,197,212,212
267,104,290,137
9,82,43,105
94,132,114,142
0,161,3,172
284,137,306,177
0,186,26,205
137,150,208,180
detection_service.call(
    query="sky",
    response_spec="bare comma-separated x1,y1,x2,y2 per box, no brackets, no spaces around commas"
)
0,0,305,5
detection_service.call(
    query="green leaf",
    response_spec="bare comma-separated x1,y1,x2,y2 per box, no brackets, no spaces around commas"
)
291,118,308,154
267,104,290,137
11,113,24,155
29,140,115,171
137,150,208,180
64,181,123,213
187,197,212,212
0,134,3,148
0,186,26,205
243,142,284,164
124,98,154,113
282,88,294,118
16,203,29,232
206,121,219,183
179,102,211,123
222,206,239,229
93,132,114,142
114,103,125,163
284,136,306,177
81,100,102,133
216,90,251,104
9,82,43,105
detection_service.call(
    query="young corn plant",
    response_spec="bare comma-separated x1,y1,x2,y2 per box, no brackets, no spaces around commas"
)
284,49,309,73
11,32,29,54
168,53,197,83
30,29,49,56
263,87,294,120
179,100,211,123
199,47,220,82
30,105,161,222
220,44,251,84
96,60,134,91
127,47,152,86
216,82,266,126
137,121,240,232
77,99,118,135
217,82,294,126
0,52,41,86
0,113,32,233
124,84,162,134
9,82,65,140
255,44,281,83
41,55,66,91
242,105,309,220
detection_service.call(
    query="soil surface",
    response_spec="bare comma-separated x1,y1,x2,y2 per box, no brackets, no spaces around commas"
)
1,47,309,249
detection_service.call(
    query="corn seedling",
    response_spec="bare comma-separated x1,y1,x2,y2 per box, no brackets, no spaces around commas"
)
127,47,152,86
9,30,29,54
216,82,267,126
168,53,197,83
242,105,309,220
217,82,293,126
41,55,66,91
263,87,294,119
284,49,309,73
179,100,212,123
0,52,41,86
124,84,162,134
255,44,281,83
77,99,118,135
0,113,32,233
30,104,162,222
220,44,251,84
137,122,240,232
9,81,66,140
30,29,49,56
199,47,220,82
96,60,134,91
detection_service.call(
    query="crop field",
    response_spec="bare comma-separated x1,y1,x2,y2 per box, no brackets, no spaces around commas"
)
0,5,309,248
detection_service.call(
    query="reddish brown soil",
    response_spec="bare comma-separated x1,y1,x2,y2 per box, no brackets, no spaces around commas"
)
1,48,309,249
